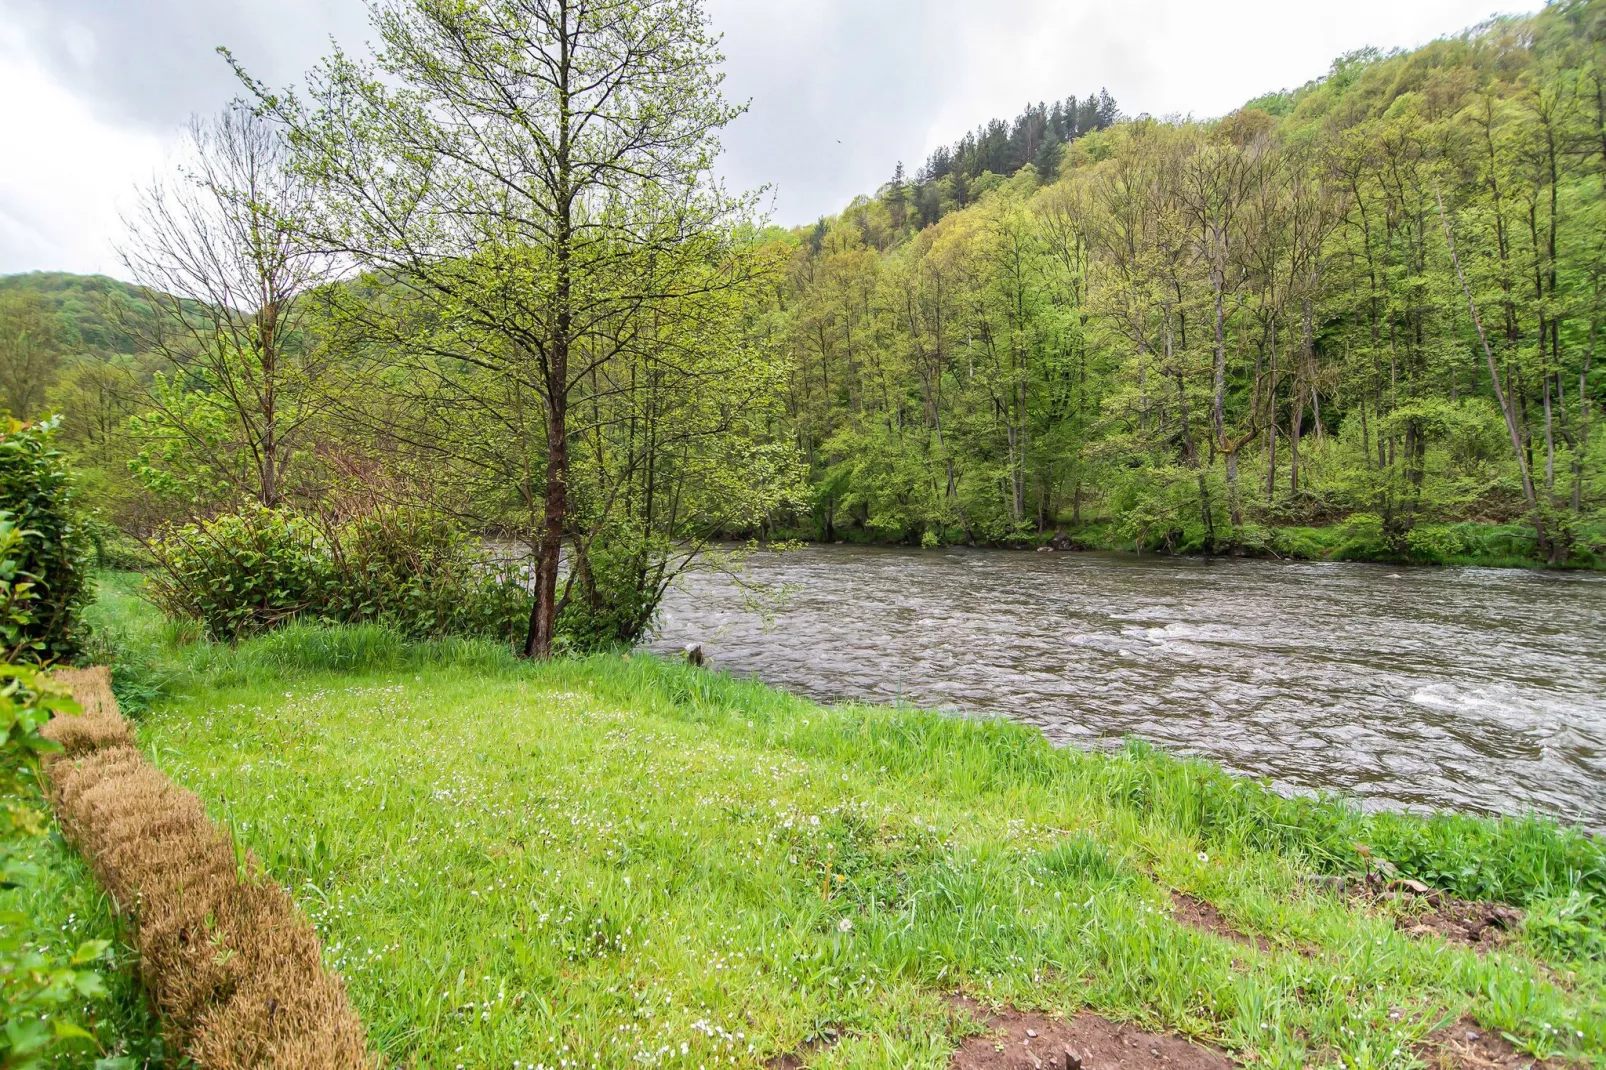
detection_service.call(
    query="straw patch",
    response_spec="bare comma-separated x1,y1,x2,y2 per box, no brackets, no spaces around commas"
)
42,667,372,1070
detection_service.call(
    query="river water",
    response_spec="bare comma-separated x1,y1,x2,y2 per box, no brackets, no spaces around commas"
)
648,546,1606,827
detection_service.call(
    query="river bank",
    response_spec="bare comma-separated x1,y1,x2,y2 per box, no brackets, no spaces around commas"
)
761,518,1606,572
24,573,1606,1067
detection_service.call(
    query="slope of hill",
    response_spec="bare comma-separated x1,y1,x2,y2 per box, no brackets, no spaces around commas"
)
0,271,157,356
766,0,1606,564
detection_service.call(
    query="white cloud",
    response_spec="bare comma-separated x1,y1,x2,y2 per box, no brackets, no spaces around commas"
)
0,24,166,275
0,0,1536,275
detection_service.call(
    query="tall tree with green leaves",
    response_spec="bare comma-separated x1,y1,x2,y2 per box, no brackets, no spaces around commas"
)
247,0,751,657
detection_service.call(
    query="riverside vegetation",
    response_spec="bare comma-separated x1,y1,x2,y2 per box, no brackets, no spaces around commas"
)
4,0,1606,1066
34,572,1606,1068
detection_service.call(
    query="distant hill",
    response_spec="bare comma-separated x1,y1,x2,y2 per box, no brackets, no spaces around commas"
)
0,272,159,356
880,90,1120,230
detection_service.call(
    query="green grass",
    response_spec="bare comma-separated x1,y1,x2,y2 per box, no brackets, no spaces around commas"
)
70,575,1606,1068
4,829,177,1068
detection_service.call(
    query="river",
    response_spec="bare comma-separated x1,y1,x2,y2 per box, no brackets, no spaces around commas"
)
648,545,1606,827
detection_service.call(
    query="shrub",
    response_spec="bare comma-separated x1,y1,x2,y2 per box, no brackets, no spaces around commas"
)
0,417,91,663
1,664,118,1069
1333,511,1390,560
327,509,528,643
145,506,332,640
147,505,529,644
556,528,667,653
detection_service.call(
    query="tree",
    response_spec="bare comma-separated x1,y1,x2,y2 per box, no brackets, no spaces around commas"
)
0,292,63,421
120,106,334,511
247,0,754,655
248,0,754,657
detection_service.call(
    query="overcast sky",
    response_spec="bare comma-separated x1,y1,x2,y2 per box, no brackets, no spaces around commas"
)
0,0,1533,277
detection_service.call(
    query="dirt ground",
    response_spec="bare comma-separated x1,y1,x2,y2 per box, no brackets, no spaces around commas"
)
1393,894,1523,949
949,1000,1234,1070
1168,892,1272,955
1416,1018,1578,1069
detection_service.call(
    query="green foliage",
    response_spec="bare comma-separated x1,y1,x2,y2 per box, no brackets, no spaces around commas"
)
146,506,528,645
145,506,330,640
1523,893,1606,964
0,418,90,663
0,273,157,357
0,666,114,1070
332,510,529,643
556,528,669,654
762,3,1606,566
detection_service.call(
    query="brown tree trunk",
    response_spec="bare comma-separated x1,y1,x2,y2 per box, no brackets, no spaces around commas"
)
259,302,280,507
525,22,575,659
525,389,568,659
1435,185,1548,556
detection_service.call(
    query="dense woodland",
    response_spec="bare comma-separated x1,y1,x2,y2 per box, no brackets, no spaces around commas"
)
1,0,1604,646
769,2,1606,563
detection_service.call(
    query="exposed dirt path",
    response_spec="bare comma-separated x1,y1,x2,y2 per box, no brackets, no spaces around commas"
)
949,999,1233,1070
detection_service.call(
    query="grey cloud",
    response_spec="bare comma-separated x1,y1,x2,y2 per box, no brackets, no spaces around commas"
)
1,0,1534,261
0,0,368,130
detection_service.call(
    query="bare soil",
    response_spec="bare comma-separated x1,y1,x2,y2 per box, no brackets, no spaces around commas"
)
949,1000,1233,1070
1319,873,1524,951
1389,887,1523,950
1416,1018,1579,1069
1169,892,1271,954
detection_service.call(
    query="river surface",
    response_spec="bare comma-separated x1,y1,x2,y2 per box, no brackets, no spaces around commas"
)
648,546,1606,827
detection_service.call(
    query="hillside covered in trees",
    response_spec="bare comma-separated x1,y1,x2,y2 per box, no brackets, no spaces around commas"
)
2,1,1604,569
763,1,1606,564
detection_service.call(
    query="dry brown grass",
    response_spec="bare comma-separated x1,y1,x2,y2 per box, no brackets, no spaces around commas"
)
43,667,374,1070
45,666,134,754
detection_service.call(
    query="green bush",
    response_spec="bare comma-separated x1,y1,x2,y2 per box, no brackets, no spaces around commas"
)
146,505,529,644
0,665,118,1069
330,510,529,642
556,528,667,653
0,418,91,663
145,506,331,640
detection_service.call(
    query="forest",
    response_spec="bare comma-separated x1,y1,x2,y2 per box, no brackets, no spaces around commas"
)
0,0,1603,656
769,5,1605,565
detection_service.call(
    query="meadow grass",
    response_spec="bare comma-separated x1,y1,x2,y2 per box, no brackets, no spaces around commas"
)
71,574,1606,1068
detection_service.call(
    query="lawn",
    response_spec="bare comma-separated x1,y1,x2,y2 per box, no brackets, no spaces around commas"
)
68,575,1606,1068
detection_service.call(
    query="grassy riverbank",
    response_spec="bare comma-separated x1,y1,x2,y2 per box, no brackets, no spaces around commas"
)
47,575,1606,1067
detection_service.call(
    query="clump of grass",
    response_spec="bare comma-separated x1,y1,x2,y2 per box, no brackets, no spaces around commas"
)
4,826,176,1068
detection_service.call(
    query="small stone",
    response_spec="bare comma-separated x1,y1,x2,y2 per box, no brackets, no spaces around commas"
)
1064,1049,1083,1070
1026,1029,1038,1038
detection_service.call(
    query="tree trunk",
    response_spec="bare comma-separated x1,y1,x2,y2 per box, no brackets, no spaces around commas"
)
525,388,568,659
1575,317,1594,515
1435,185,1547,556
525,20,575,659
1265,318,1278,502
1226,448,1243,530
